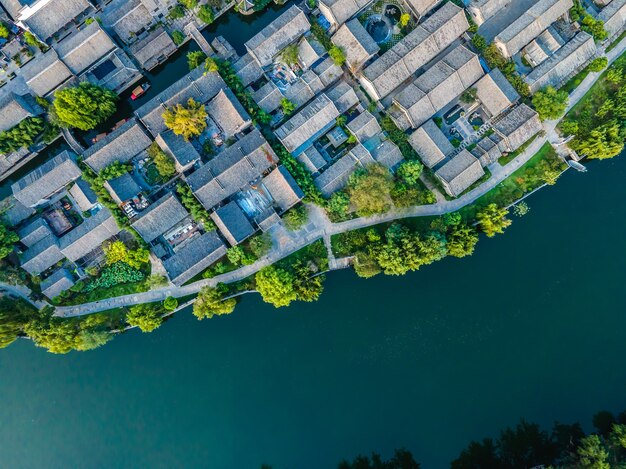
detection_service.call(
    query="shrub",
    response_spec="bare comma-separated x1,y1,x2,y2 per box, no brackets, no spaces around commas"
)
83,262,145,292
588,56,608,72
163,296,178,311
171,30,185,45
328,46,346,66
167,5,185,19
197,4,214,23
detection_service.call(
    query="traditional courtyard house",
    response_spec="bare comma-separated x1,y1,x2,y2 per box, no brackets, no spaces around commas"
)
163,231,227,286
390,44,484,130
314,143,375,197
135,68,225,136
138,0,179,18
493,0,573,58
364,137,404,169
467,0,510,26
408,119,454,168
40,268,75,300
17,218,51,248
311,56,344,88
492,103,542,152
185,129,278,211
523,28,563,67
232,53,264,88
252,81,285,114
104,173,143,206
20,234,63,275
261,166,305,213
346,111,382,143
318,0,371,30
13,0,94,43
360,2,469,101
127,27,177,71
283,69,325,108
275,94,340,155
210,200,256,246
206,89,252,138
326,81,360,113
58,208,120,263
154,130,202,174
474,68,520,118
435,149,485,197
244,6,311,68
82,118,152,173
0,92,44,133
131,193,189,244
11,150,81,207
69,179,99,213
524,32,597,93
599,0,626,42
331,19,379,73
298,36,326,70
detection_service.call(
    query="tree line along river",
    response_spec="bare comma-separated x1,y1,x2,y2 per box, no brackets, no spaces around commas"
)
1,3,626,468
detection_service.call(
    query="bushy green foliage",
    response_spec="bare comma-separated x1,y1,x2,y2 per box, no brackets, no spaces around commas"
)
255,265,297,307
581,14,608,42
163,98,207,140
197,5,214,24
84,262,145,292
476,203,512,237
23,31,42,50
248,233,272,257
0,297,34,348
339,448,419,469
126,303,163,332
396,160,423,186
380,116,419,160
163,296,178,311
347,164,394,216
187,50,207,71
471,34,487,51
310,18,333,50
0,223,19,259
0,117,45,154
99,161,131,180
193,284,236,319
326,191,350,221
328,45,346,66
589,56,609,72
176,183,211,223
53,83,118,131
147,142,176,178
283,205,308,230
0,22,9,39
280,44,300,66
171,30,185,45
227,245,257,266
167,5,185,19
481,44,530,97
179,0,198,8
104,240,150,270
280,98,295,115
532,86,569,121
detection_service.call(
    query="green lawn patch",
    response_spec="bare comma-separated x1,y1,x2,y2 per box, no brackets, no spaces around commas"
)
498,135,539,166
606,31,626,53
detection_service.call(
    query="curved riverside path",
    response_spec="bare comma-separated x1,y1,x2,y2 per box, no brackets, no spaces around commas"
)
52,38,626,318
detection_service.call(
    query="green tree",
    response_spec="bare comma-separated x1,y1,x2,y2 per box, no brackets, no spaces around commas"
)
255,265,297,307
75,330,112,351
280,44,299,66
446,224,478,258
353,251,382,278
328,45,346,66
399,13,410,28
187,50,208,71
589,56,609,72
204,57,219,73
171,30,185,45
197,4,214,24
163,98,207,140
338,448,420,469
0,22,9,39
180,0,198,7
177,183,210,222
147,142,176,178
53,83,118,131
100,161,131,180
347,164,394,216
460,87,478,104
512,201,530,217
326,191,350,220
283,205,308,231
573,120,624,160
0,297,34,348
581,14,608,42
532,86,569,121
126,304,163,332
163,296,178,312
23,31,43,50
248,233,272,257
280,98,295,115
476,204,512,237
396,160,423,186
471,34,487,51
576,435,610,469
193,285,236,319
0,223,18,259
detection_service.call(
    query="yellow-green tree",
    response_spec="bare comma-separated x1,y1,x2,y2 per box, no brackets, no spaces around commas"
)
476,204,512,237
163,98,207,140
193,285,236,319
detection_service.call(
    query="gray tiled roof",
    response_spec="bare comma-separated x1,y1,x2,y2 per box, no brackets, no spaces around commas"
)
128,26,177,70
3,197,35,226
185,129,278,210
475,68,519,117
18,217,51,247
41,268,75,300
20,49,73,96
155,130,201,171
331,19,379,72
83,118,151,173
296,146,327,174
68,178,98,212
262,166,304,213
314,144,375,196
326,80,359,114
599,0,626,37
319,0,370,25
404,0,440,16
135,68,225,136
435,149,485,197
58,208,120,262
20,0,91,41
210,200,255,246
20,234,63,275
346,111,382,142
0,92,42,133
163,230,227,286
367,138,404,170
493,103,542,152
312,57,343,87
101,0,153,44
232,53,264,87
12,150,81,207
275,94,340,154
251,81,284,113
206,88,252,137
104,173,142,205
131,193,189,243
408,119,454,168
54,22,116,75
245,6,310,67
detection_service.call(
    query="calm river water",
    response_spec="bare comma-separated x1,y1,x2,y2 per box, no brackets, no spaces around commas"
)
2,4,626,468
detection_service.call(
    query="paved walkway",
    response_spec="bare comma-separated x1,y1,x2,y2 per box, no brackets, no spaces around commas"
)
51,38,626,318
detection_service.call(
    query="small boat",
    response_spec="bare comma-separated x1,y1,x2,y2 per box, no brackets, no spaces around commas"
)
567,160,588,172
130,83,151,100
92,132,107,144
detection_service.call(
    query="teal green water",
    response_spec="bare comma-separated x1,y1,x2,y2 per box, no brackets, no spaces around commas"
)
1,157,626,468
